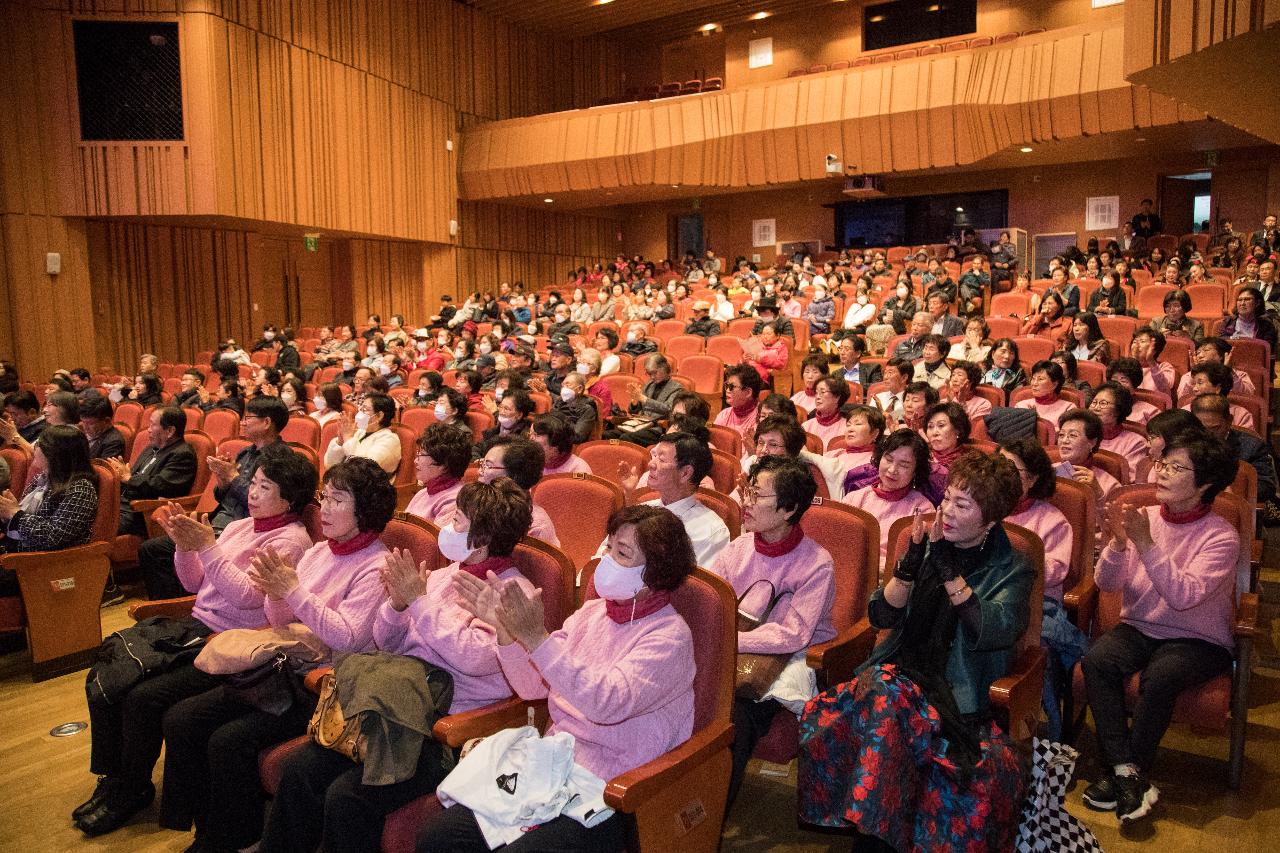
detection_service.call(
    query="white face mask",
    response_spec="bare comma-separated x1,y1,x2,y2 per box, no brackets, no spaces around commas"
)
367,346,377,358
764,283,776,293
354,410,371,430
897,287,909,299
434,403,448,421
437,336,449,346
437,523,475,563
416,340,429,351
560,386,577,402
312,396,326,411
478,342,492,355
281,390,296,404
342,362,355,372
494,387,505,402
857,294,868,305
626,331,638,343
263,331,276,340
498,413,518,429
576,363,591,375
593,552,647,601
378,362,392,375
454,348,466,359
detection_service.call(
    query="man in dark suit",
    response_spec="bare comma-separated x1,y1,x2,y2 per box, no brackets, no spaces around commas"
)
835,335,882,390
1193,393,1276,505
80,392,126,461
926,293,966,338
1116,221,1148,259
1250,213,1278,255
106,406,198,537
271,334,301,374
1130,198,1163,238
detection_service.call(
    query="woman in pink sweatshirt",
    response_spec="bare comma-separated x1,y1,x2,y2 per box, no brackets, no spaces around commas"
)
1089,382,1150,480
404,423,471,525
262,479,538,853
802,375,852,451
1013,359,1076,427
842,429,934,570
1082,435,1238,824
74,449,316,839
417,503,699,852
160,457,396,853
712,455,834,808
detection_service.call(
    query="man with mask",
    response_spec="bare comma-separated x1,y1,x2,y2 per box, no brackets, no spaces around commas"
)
620,324,658,358
543,341,575,397
552,372,597,444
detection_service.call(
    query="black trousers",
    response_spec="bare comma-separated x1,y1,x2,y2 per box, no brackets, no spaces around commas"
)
727,696,784,808
138,535,184,600
1082,622,1232,771
160,684,318,850
259,739,451,853
415,803,628,853
88,661,220,783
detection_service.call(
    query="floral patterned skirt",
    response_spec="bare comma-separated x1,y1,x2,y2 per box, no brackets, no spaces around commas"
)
798,664,1026,852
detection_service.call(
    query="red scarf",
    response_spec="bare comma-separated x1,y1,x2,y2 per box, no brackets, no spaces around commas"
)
253,512,299,533
545,450,569,470
872,482,910,501
1160,503,1212,524
1101,424,1122,440
1012,495,1035,515
457,555,508,579
845,443,875,455
424,474,460,496
605,590,672,624
1033,393,1060,405
814,409,842,426
328,529,379,556
753,524,804,557
730,400,758,419
932,445,963,467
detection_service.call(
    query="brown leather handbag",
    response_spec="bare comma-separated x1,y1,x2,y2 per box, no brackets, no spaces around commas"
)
307,672,366,762
733,579,791,701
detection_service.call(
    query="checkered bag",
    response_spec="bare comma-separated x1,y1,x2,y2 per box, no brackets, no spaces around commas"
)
1016,739,1104,853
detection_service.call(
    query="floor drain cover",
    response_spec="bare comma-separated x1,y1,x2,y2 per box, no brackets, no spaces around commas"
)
50,722,88,737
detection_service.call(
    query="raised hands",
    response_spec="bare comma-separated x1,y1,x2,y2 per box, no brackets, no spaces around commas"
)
157,504,216,552
495,582,547,652
452,570,514,644
380,547,429,611
247,546,300,599
207,453,239,487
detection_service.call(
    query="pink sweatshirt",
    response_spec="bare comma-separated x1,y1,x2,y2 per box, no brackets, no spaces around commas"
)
528,503,559,547
374,564,534,713
405,480,464,526
495,599,695,781
714,404,761,445
1178,369,1254,398
1129,400,1160,425
790,389,817,413
709,533,836,654
175,517,313,633
961,396,992,421
543,454,592,476
1100,429,1148,481
1180,401,1255,432
267,538,389,654
1096,507,1238,649
1014,396,1076,427
1140,361,1175,395
827,446,873,472
1007,499,1073,603
841,487,933,570
803,416,847,452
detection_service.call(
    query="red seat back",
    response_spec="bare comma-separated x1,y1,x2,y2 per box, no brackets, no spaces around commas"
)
530,473,624,570
804,499,879,631
280,416,321,449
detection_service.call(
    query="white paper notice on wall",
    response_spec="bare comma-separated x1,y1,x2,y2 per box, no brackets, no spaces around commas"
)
748,38,773,69
752,219,776,248
1085,196,1119,231
1091,0,1124,8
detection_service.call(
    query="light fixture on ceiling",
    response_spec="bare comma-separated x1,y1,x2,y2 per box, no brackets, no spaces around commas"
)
1135,136,1147,142
671,184,680,188
752,11,770,20
594,0,614,5
543,198,554,203
927,4,942,11
1019,146,1033,153
701,22,718,31
869,14,886,22
955,206,964,212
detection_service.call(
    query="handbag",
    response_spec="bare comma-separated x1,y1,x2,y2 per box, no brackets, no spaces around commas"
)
194,624,328,675
307,672,366,762
734,579,792,701
224,652,299,716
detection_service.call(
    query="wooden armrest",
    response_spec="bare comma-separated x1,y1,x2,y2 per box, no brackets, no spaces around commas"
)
303,666,332,694
1235,592,1260,639
1062,573,1098,633
0,542,111,572
432,698,548,748
806,617,876,686
988,646,1046,742
128,595,197,622
603,720,735,812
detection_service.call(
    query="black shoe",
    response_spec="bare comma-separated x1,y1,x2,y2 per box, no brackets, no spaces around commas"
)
75,782,154,837
1082,775,1117,811
71,776,114,821
100,582,125,608
1115,774,1158,823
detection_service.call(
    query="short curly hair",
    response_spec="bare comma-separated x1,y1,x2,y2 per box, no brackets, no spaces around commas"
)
418,422,473,478
606,504,696,592
945,451,1022,524
256,446,319,515
456,479,532,557
322,457,396,533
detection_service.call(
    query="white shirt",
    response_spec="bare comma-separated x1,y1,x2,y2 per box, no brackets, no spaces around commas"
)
873,390,905,416
322,428,402,476
711,300,735,322
644,494,730,567
599,353,621,377
843,300,877,329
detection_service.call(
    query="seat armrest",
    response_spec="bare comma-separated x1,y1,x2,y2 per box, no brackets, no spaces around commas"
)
807,617,876,687
1235,592,1260,639
128,595,197,621
303,666,332,694
1063,573,1098,634
1,542,111,572
432,698,549,748
603,721,735,812
988,646,1046,742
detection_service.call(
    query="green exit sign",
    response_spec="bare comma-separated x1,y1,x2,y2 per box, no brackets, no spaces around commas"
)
303,235,318,252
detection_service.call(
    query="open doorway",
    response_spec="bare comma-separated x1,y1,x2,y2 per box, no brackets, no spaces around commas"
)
1160,171,1212,235
669,213,705,265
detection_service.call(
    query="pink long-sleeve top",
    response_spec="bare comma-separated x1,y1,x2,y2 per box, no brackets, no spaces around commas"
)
1129,400,1160,425
1100,429,1148,481
542,454,592,476
708,533,836,654
405,479,463,526
714,403,761,445
528,503,560,547
1007,499,1074,603
747,339,791,382
266,538,389,654
802,415,846,452
1140,361,1175,395
1014,395,1076,428
175,517,313,633
495,598,695,781
1095,506,1238,650
841,486,934,571
374,564,535,713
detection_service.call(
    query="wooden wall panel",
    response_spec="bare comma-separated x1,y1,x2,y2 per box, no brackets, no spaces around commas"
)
460,23,1208,203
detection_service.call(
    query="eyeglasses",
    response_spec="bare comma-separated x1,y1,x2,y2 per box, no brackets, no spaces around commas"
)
477,460,505,473
740,486,777,506
755,439,786,453
724,383,742,392
1153,459,1193,475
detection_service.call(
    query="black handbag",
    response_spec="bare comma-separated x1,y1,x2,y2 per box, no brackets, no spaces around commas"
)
223,652,299,716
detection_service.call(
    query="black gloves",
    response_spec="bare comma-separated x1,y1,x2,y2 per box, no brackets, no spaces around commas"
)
893,536,928,584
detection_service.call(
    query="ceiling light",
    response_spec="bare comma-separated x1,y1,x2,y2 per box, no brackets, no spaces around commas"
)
594,0,614,5
543,198,554,203
955,206,964,212
1136,136,1147,142
869,14,886,22
1019,146,1033,153
671,184,680,188
927,4,942,11
752,11,770,20
701,22,718,31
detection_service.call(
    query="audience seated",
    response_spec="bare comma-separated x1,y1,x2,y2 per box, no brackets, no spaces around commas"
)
79,392,127,460
841,429,933,568
0,425,98,570
531,413,592,476
107,407,198,537
405,424,472,525
323,393,401,477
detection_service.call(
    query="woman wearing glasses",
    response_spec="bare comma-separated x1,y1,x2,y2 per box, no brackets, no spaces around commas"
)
714,364,767,447
159,457,395,853
1089,383,1149,482
405,424,473,526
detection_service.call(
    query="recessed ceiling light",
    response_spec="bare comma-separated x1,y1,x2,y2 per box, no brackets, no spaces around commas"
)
701,22,718,31
869,14,886,22
1019,146,1033,153
955,206,964,212
752,11,770,20
543,198,554,203
927,4,941,11
671,184,680,188
1136,136,1147,142
595,0,614,5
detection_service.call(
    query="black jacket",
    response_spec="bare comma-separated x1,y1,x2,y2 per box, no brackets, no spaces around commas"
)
88,426,126,461
837,362,883,390
86,616,211,706
275,344,301,372
122,439,198,503
1227,428,1277,505
684,317,721,339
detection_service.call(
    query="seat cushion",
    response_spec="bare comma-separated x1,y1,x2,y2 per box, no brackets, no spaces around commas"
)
258,734,309,796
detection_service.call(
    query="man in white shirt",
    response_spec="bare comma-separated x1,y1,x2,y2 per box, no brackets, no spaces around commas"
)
321,393,402,478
